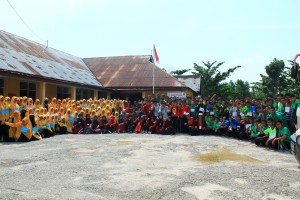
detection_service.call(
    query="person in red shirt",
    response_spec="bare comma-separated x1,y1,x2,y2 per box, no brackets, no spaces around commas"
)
104,116,117,133
194,113,207,135
178,101,191,133
183,113,195,134
149,116,157,134
134,116,143,133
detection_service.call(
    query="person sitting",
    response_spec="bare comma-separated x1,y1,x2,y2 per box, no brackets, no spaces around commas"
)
82,114,93,134
162,116,175,135
126,115,134,133
218,116,229,136
183,113,195,135
104,115,117,133
254,118,277,148
249,119,260,141
72,114,84,134
100,116,108,134
90,115,101,134
155,114,164,134
58,116,67,134
194,113,207,136
149,116,157,134
134,116,143,133
142,116,150,133
272,120,291,151
116,115,125,133
227,115,240,137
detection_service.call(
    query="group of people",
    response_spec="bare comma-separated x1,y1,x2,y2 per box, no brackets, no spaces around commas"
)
0,93,299,152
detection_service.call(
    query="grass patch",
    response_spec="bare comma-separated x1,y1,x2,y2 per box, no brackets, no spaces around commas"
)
110,141,135,146
193,148,263,164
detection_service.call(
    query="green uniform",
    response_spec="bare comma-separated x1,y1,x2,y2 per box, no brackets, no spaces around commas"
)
278,127,291,143
263,126,277,139
267,112,287,127
250,125,259,138
189,105,197,118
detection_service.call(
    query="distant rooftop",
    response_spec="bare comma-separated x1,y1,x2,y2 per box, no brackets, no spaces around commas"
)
0,30,102,87
83,55,187,89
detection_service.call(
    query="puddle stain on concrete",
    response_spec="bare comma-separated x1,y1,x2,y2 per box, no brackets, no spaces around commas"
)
193,148,264,164
109,141,136,146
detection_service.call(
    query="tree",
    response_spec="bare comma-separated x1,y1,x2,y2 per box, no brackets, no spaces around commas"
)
192,61,241,97
170,69,191,75
260,58,286,95
253,59,300,96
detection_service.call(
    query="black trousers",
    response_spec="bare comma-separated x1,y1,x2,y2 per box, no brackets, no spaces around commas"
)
1,123,12,142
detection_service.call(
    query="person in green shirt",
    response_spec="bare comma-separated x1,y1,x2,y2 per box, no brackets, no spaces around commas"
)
214,117,222,134
249,119,260,140
207,115,215,134
272,120,291,150
254,118,276,147
267,106,287,127
189,100,197,118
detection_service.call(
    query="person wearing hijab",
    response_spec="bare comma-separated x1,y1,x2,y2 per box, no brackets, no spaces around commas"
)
2,111,22,141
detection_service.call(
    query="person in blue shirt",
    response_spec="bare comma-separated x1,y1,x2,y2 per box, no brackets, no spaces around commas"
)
227,115,240,137
217,116,229,136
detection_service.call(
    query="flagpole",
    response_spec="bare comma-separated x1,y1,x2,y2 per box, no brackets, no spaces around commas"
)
153,56,155,95
152,44,159,95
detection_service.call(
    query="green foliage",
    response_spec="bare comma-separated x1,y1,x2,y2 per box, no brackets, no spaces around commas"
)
218,80,250,99
259,58,286,94
253,59,300,96
192,61,241,97
170,69,191,75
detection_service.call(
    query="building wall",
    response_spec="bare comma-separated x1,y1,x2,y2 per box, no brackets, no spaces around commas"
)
4,77,19,97
45,83,57,100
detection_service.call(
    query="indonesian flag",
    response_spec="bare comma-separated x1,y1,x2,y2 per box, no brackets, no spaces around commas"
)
153,45,159,63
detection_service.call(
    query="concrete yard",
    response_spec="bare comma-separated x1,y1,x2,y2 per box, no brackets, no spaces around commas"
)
0,134,299,200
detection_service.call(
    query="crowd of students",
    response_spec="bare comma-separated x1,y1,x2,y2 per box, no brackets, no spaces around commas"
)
0,93,299,151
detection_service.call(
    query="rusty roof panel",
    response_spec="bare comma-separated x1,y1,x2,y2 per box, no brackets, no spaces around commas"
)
83,56,186,88
0,30,102,87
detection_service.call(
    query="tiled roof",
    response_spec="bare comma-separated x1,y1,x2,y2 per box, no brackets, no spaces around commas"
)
83,56,186,89
0,30,102,87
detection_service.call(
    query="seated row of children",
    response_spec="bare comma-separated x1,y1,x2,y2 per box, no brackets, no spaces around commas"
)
184,112,291,151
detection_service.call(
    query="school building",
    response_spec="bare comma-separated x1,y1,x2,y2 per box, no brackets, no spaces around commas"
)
0,29,197,101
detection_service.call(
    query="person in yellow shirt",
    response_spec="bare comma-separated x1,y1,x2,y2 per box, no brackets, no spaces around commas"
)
2,110,22,141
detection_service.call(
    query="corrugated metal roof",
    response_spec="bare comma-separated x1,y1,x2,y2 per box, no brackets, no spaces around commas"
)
0,30,102,87
83,56,186,89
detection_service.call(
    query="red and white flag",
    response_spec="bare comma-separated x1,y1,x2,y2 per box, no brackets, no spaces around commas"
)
153,45,159,63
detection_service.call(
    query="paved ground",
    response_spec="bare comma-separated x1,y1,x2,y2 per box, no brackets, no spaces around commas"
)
0,134,299,200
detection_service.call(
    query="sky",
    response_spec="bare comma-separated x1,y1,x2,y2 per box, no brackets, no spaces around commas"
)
1,0,300,84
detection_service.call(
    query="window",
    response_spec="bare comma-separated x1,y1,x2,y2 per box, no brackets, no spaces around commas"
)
0,79,3,95
76,88,82,100
76,88,93,100
57,86,70,100
20,81,36,99
98,91,107,99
